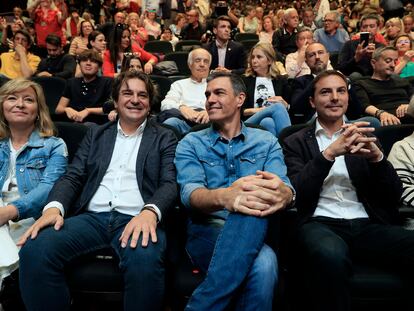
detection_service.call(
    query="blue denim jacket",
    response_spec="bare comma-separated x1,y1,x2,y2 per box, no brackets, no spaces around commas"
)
175,123,292,222
0,130,68,220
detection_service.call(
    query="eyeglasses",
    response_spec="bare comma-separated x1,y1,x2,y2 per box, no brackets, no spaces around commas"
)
124,52,140,57
397,39,411,44
323,19,335,23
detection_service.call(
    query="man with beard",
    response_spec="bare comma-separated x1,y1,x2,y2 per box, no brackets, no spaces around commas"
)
35,34,76,79
290,43,365,124
354,46,414,126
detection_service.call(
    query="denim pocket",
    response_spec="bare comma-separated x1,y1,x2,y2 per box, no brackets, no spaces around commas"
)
239,152,267,174
25,157,47,183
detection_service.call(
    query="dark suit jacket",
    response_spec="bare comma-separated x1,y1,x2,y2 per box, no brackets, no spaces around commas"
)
203,40,246,75
242,75,291,113
290,74,364,124
282,122,402,226
47,119,178,222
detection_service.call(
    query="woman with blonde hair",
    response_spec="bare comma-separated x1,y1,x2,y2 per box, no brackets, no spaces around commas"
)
0,78,67,287
238,5,260,34
259,15,276,43
243,42,291,137
394,34,414,77
127,12,148,47
384,17,404,45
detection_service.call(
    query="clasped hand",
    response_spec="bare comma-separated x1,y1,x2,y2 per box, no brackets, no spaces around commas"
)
323,122,382,162
225,171,293,217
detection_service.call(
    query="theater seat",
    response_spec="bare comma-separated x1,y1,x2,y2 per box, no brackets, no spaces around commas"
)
31,76,66,118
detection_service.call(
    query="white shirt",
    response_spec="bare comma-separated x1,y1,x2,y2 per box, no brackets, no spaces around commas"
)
254,77,275,108
216,40,228,68
313,120,369,219
44,120,161,221
161,77,207,111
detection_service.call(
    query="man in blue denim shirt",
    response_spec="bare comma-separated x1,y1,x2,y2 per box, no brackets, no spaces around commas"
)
175,72,294,311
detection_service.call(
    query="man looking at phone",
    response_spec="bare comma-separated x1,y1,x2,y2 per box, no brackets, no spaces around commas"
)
337,14,385,77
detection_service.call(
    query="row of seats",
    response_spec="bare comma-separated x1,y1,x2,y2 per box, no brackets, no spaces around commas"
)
53,120,414,311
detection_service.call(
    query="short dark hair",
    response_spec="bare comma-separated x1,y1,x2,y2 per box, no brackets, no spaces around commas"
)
14,29,32,46
207,71,246,95
45,34,61,47
112,71,158,109
360,14,380,25
87,30,104,49
311,70,349,97
372,46,398,60
78,49,103,66
214,15,232,28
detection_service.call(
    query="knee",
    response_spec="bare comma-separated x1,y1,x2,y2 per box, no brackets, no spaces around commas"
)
259,118,276,135
19,229,57,270
307,241,350,275
163,117,181,127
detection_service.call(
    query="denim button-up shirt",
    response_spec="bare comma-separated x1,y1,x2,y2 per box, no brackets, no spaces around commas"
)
0,130,68,220
175,123,292,223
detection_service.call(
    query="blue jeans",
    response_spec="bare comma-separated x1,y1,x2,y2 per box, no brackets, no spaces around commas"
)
19,211,166,311
246,103,291,137
163,117,191,135
185,213,278,311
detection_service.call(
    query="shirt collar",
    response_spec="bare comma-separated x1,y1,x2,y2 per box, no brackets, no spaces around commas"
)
189,77,207,84
315,118,345,137
216,39,228,49
208,122,247,146
117,119,146,137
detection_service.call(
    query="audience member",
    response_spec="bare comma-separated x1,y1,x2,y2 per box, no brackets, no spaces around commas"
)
36,34,76,79
290,43,361,124
237,5,260,34
181,10,205,41
0,30,40,79
203,15,246,75
259,15,276,44
285,27,315,79
0,78,67,287
337,14,385,77
69,20,94,56
314,0,330,27
63,7,83,40
55,50,112,123
353,0,380,16
282,69,414,311
127,12,148,48
102,23,157,77
18,70,178,311
403,14,414,40
314,11,350,54
0,18,26,50
175,71,293,311
388,131,414,208
384,17,404,45
160,28,179,50
242,42,291,137
28,0,67,48
354,46,414,126
394,34,414,78
169,13,187,39
272,8,299,63
87,30,106,56
141,9,162,40
97,11,126,42
160,48,211,135
300,7,317,31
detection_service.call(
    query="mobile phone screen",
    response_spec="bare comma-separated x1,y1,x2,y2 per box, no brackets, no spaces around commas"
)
360,32,370,48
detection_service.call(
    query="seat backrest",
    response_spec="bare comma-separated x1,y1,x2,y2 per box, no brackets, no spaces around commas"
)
31,76,66,115
240,39,259,53
164,51,190,75
144,40,173,54
149,74,172,113
278,123,308,147
374,124,414,157
175,40,202,52
54,121,89,163
234,33,259,42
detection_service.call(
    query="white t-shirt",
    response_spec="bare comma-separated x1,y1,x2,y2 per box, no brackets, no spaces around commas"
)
254,77,275,108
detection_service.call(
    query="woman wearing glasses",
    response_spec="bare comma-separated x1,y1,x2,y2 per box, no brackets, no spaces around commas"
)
102,23,158,77
394,34,414,78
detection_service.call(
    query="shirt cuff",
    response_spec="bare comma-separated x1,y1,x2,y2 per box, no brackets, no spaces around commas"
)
143,204,162,222
43,201,65,217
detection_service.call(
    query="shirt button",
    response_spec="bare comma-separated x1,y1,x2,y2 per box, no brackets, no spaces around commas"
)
230,164,234,168
19,168,24,172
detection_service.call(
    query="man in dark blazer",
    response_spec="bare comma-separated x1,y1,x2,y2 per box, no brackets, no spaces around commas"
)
203,15,246,75
282,70,414,311
18,71,178,311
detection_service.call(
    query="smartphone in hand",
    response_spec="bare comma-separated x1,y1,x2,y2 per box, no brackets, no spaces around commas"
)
360,32,370,48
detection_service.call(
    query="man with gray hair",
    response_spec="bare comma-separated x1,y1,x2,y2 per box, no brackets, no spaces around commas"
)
160,48,211,134
314,11,350,53
272,8,299,62
354,46,414,126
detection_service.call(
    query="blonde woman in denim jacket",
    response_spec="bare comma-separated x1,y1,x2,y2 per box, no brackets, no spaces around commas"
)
0,78,67,286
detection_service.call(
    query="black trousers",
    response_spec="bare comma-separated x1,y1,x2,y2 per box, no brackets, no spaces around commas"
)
295,217,414,311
